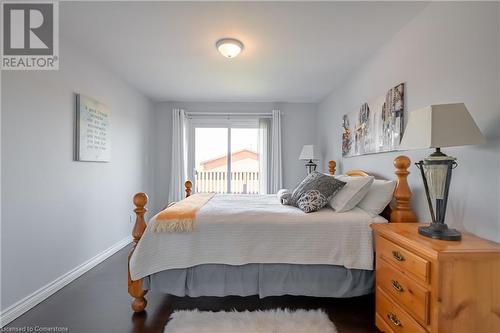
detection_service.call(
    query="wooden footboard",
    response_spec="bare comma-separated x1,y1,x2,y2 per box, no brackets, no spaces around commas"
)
128,192,148,312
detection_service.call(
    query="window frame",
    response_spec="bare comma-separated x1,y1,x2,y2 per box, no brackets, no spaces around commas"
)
188,116,260,194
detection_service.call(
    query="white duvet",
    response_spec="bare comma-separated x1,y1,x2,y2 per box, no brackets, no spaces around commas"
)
129,194,386,280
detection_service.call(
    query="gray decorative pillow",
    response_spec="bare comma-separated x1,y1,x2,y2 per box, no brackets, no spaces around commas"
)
297,190,328,213
290,171,346,212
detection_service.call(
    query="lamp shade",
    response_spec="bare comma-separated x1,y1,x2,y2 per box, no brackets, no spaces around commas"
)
400,103,486,150
299,145,320,160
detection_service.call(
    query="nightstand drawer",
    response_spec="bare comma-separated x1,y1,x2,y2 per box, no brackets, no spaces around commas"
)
377,259,430,325
376,287,427,333
377,236,430,283
375,313,396,333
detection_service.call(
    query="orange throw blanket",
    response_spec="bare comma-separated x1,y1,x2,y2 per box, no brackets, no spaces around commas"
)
152,193,215,232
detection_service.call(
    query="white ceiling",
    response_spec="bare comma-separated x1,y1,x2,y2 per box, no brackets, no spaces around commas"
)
61,2,427,103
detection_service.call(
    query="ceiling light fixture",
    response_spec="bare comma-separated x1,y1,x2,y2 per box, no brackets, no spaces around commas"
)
216,38,243,58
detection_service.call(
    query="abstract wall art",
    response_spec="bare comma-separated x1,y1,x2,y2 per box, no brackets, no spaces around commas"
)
342,83,405,157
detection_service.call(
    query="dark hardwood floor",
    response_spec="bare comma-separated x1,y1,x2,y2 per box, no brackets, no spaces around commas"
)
7,245,380,333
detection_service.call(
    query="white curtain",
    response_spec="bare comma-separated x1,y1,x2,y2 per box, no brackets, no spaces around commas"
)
269,109,283,193
258,118,270,194
168,109,188,203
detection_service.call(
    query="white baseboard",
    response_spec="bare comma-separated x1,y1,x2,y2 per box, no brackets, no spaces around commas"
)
0,237,131,327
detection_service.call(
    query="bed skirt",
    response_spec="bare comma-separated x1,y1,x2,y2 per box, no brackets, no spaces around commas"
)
143,263,373,298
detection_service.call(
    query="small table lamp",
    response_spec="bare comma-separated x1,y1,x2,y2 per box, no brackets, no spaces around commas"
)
299,145,320,174
400,103,486,240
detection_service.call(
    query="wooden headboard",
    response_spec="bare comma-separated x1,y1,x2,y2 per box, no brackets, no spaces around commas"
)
184,155,417,223
328,156,417,223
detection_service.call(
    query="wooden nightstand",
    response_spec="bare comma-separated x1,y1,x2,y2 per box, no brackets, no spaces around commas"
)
371,223,500,333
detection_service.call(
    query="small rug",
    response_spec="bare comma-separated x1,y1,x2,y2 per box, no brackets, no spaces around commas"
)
164,309,337,333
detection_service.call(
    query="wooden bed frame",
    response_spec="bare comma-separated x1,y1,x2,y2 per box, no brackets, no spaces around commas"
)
128,155,417,312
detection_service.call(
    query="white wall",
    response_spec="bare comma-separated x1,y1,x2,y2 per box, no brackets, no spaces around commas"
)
497,3,500,236
317,2,500,242
1,40,154,311
150,102,317,214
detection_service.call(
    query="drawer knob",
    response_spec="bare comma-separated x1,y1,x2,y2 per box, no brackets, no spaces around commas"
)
392,250,405,261
391,279,404,292
387,312,402,327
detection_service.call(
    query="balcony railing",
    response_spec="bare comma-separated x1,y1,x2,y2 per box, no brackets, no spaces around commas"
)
195,171,260,194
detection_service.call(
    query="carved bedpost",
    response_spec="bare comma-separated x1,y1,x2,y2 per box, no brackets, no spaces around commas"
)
128,192,148,312
185,180,192,198
390,156,418,223
328,160,336,175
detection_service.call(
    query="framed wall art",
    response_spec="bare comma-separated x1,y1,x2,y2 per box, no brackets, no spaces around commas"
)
75,94,111,162
342,83,405,157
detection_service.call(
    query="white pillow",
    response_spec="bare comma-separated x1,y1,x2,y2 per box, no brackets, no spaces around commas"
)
329,175,374,213
358,179,397,216
277,189,291,205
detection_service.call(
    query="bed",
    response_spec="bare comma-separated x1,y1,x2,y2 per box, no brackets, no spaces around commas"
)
128,156,417,312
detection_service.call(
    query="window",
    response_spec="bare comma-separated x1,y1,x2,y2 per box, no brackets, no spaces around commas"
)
189,116,268,194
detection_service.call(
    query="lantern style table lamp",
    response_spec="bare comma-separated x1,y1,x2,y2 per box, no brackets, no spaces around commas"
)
400,103,486,241
299,145,320,174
